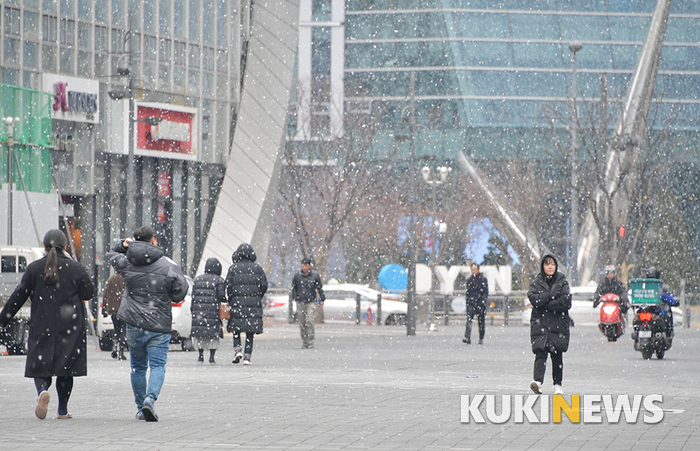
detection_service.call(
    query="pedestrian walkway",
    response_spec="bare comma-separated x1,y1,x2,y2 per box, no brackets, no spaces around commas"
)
0,323,699,450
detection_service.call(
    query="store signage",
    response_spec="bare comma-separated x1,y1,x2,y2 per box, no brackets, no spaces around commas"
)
42,74,99,124
134,102,198,160
157,172,171,197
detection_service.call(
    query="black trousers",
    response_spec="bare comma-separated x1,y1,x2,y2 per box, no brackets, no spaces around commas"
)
233,331,254,356
112,315,127,349
34,376,73,415
533,349,563,386
465,310,485,340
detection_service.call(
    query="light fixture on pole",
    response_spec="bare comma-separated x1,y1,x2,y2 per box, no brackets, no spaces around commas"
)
422,165,451,331
3,116,20,245
568,41,582,285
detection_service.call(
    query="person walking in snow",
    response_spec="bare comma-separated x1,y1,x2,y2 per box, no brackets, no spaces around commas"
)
0,229,95,420
527,254,571,395
191,258,226,364
463,262,488,345
225,243,268,365
291,257,325,349
108,225,188,421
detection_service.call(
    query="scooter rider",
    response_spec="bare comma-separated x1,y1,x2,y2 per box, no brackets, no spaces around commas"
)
646,267,677,339
593,265,630,314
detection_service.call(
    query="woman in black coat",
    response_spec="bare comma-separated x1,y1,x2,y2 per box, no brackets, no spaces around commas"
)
225,243,268,365
527,254,571,395
0,230,95,419
190,257,226,364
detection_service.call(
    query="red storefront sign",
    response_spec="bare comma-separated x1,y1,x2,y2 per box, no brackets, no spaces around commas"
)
135,102,198,160
157,201,167,223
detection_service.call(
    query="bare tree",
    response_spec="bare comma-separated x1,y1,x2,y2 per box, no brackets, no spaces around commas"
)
542,74,681,272
279,94,396,279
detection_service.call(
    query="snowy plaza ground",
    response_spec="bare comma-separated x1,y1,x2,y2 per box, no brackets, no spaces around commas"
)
1,319,699,450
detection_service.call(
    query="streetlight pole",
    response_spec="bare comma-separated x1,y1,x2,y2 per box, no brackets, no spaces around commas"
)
569,41,582,286
406,72,417,336
3,116,20,245
421,165,451,331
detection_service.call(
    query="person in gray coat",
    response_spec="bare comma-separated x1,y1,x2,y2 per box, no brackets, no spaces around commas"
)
190,258,225,364
527,254,571,395
225,243,268,365
108,226,187,421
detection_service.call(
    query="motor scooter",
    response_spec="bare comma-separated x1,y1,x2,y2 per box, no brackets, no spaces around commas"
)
597,293,625,341
631,305,672,360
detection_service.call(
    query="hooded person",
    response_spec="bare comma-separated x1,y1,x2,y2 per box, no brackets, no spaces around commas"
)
0,229,95,419
225,243,268,365
190,257,226,364
526,253,572,395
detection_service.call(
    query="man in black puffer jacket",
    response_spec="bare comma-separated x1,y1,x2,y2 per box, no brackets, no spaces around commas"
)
225,243,268,365
108,226,187,422
191,258,225,364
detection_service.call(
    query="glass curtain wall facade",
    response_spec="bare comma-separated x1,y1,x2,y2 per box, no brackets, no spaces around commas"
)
0,0,253,283
344,0,700,160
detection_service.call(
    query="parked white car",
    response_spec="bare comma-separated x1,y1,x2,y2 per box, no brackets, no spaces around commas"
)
97,276,194,351
263,284,407,325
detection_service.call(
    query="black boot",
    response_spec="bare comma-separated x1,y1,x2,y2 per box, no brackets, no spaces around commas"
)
209,349,216,364
118,345,127,360
198,349,204,363
463,323,472,344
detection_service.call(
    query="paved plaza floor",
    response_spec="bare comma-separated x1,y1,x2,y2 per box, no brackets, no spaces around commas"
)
1,320,699,450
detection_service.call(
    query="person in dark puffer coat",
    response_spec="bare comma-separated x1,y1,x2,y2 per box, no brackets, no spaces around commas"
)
190,258,226,364
225,243,268,365
527,254,572,395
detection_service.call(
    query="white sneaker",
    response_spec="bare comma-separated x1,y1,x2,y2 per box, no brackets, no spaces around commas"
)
554,385,564,395
243,358,251,366
232,351,243,364
530,381,542,394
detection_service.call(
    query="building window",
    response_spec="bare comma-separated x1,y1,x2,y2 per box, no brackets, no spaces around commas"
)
42,0,57,13
60,18,75,46
4,7,21,36
78,22,91,48
78,50,92,77
95,0,107,22
189,0,199,40
144,0,155,32
189,44,200,68
159,0,170,35
217,49,227,73
24,11,40,40
112,28,126,53
95,25,108,51
144,35,157,61
42,14,58,41
174,0,185,38
203,46,214,71
4,38,20,65
24,41,38,68
217,0,227,47
112,0,123,26
60,0,74,16
60,47,74,74
78,0,91,19
159,38,171,62
202,0,213,44
43,43,57,72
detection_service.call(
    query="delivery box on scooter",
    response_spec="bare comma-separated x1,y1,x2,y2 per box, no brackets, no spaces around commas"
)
630,278,662,305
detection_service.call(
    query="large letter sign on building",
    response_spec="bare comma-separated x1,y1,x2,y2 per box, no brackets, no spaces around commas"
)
42,74,99,124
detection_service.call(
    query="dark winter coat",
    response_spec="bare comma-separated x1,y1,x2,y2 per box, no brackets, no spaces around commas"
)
225,244,268,334
527,254,572,353
102,273,125,317
190,258,225,338
108,239,188,333
466,273,489,315
291,270,325,305
0,253,95,378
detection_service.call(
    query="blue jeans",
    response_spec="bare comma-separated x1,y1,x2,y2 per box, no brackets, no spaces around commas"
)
126,325,171,410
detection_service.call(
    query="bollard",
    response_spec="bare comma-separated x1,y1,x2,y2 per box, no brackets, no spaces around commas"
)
490,301,495,325
686,307,691,328
376,293,382,326
288,291,294,324
367,307,373,325
444,295,450,325
355,293,361,325
504,297,509,326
